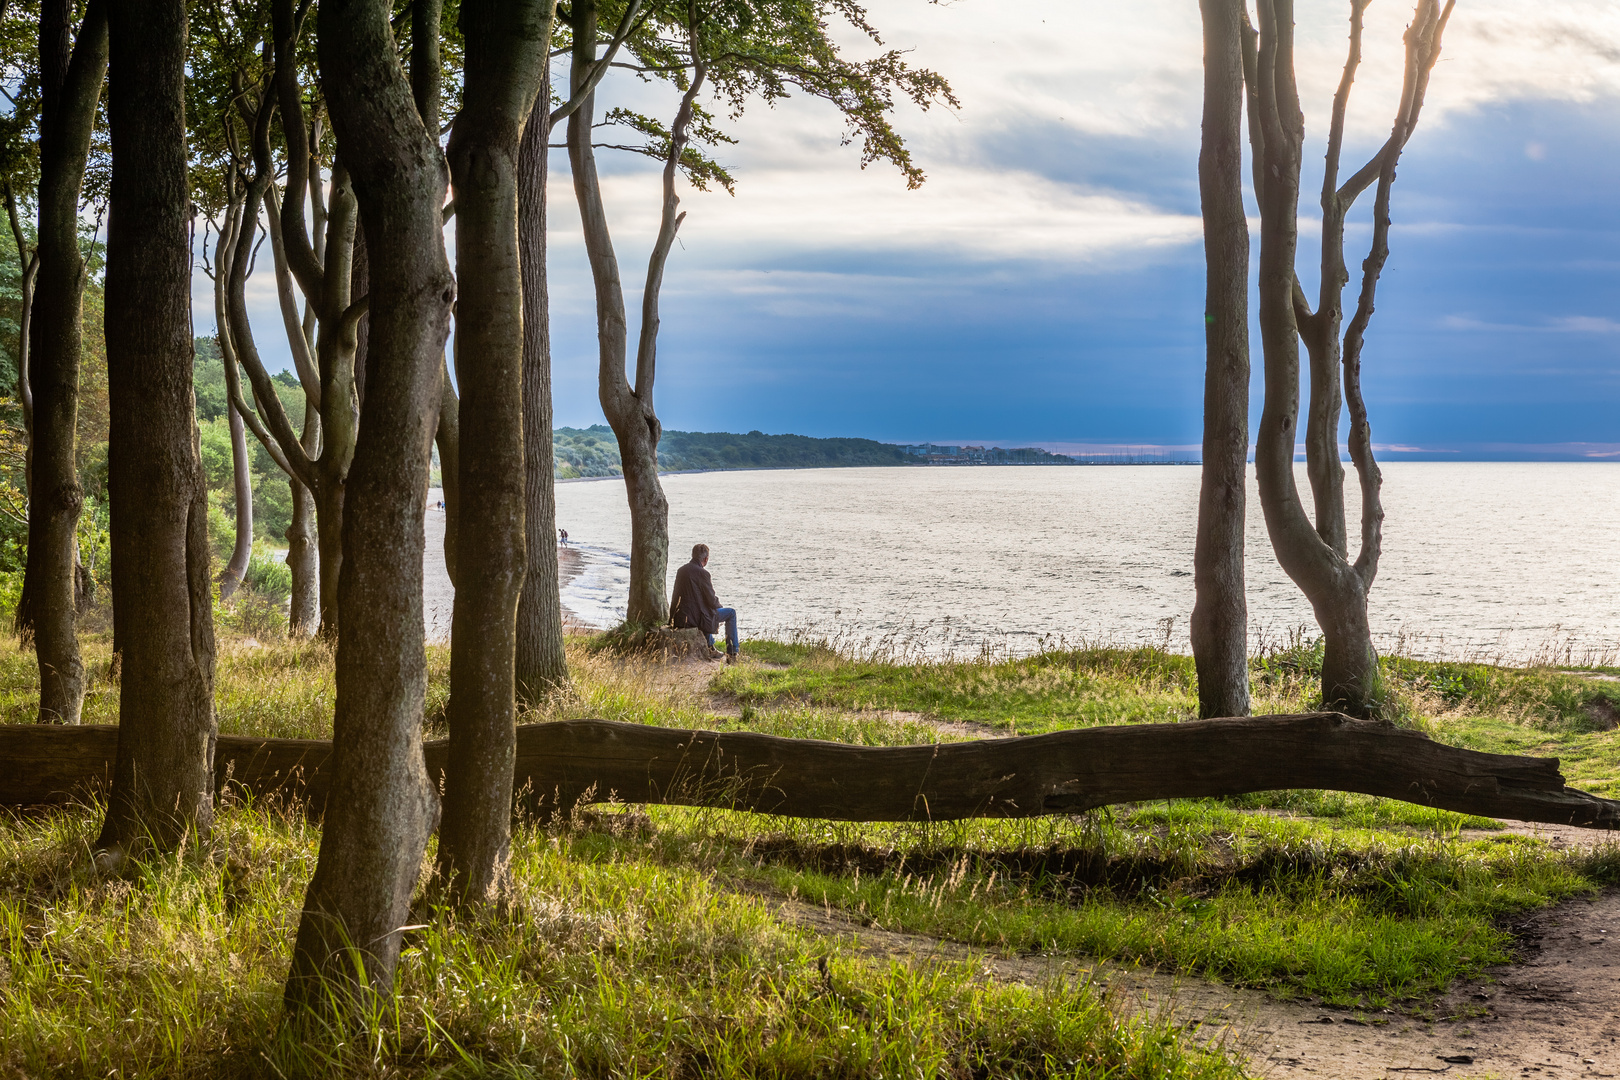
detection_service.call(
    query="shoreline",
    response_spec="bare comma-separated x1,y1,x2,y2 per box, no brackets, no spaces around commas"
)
556,461,1202,485
425,491,600,640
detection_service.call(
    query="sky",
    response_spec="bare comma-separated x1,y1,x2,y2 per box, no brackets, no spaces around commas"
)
203,0,1620,459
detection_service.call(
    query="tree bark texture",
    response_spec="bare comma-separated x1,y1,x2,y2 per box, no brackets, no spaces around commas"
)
212,188,254,601
1245,0,1449,719
17,0,107,725
4,186,38,485
567,0,670,627
435,0,551,908
212,183,249,599
285,398,322,639
285,0,451,1014
435,358,459,584
407,0,461,590
1191,0,1251,721
11,715,1619,831
350,225,369,410
96,0,217,860
219,378,255,600
514,56,569,702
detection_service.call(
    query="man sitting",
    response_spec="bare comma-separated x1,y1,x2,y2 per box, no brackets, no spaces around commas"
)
669,543,738,663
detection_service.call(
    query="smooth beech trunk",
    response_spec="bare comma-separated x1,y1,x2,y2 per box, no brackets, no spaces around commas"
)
567,0,671,627
285,0,451,1014
435,0,551,907
95,0,217,862
219,384,254,598
1246,0,1449,718
435,361,460,585
5,186,37,488
212,187,254,601
286,396,322,639
1190,0,1251,720
18,0,106,725
408,0,460,589
514,58,568,702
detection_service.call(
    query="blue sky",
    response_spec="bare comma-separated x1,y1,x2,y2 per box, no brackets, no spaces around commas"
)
207,0,1620,458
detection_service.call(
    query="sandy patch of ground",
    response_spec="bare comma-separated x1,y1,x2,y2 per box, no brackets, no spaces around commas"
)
424,491,589,642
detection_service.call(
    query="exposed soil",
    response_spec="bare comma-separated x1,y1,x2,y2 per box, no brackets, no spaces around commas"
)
764,887,1620,1079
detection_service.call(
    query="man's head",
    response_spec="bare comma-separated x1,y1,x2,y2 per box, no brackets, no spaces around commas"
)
692,543,710,566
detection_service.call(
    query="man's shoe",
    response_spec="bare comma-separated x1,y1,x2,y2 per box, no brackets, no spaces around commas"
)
725,650,738,665
703,646,725,662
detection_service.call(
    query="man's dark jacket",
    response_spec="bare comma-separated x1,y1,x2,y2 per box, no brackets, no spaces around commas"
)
670,558,719,635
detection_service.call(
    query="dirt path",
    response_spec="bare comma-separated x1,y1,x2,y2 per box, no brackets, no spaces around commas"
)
766,890,1620,1079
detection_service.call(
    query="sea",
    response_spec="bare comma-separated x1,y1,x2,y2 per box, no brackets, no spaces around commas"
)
429,463,1620,664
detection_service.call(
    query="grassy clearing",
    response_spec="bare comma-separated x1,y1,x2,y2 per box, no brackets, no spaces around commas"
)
585,797,1612,1009
0,795,1237,1079
723,635,1620,737
4,625,1620,1074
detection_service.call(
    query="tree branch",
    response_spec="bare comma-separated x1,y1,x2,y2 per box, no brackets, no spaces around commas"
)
1346,0,1451,587
271,0,326,308
262,185,322,411
228,171,316,489
550,0,647,127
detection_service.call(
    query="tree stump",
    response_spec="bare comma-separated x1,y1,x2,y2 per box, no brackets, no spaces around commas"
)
641,626,715,660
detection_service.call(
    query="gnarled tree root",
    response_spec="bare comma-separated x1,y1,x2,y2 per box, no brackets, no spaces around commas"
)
2,713,1616,828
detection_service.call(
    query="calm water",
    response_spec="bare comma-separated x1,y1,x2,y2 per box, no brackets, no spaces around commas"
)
512,463,1620,662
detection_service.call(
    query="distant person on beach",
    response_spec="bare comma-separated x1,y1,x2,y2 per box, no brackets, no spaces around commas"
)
670,543,738,663
558,528,568,546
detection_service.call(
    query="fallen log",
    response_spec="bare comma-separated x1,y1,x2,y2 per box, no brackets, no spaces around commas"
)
2,713,1617,828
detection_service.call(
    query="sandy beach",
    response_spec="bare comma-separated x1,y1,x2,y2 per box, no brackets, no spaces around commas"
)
424,489,590,641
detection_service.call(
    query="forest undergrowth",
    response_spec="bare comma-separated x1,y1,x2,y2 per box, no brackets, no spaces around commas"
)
2,623,1620,1077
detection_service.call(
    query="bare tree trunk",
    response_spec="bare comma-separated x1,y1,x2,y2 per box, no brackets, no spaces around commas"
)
213,190,255,602
219,390,255,598
515,56,568,702
435,360,459,584
18,0,106,725
286,442,319,638
4,185,37,489
286,0,451,1015
350,226,368,409
1246,0,1450,718
407,0,461,590
95,0,216,864
1190,0,1251,720
434,0,550,908
566,0,674,627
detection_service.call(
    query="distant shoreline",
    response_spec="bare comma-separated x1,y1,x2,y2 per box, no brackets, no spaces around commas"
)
557,461,1202,484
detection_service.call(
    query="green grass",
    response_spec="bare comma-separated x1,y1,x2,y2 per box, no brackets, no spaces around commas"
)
722,643,1201,735
0,797,1239,1078
6,624,1620,1074
725,634,1620,740
585,799,1609,1009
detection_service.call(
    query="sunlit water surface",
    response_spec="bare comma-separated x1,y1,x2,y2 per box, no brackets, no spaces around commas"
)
444,463,1620,663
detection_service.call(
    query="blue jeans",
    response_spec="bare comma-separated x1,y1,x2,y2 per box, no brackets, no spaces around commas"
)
707,608,738,654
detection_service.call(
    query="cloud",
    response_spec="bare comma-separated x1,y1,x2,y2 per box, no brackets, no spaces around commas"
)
1440,313,1620,335
1374,443,1460,454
